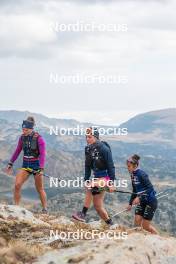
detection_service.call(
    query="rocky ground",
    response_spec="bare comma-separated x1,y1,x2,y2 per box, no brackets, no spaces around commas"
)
0,204,176,264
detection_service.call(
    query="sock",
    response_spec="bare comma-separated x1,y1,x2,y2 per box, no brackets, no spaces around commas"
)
105,218,113,225
82,206,88,216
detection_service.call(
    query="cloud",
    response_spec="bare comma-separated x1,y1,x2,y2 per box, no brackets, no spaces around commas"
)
0,13,58,58
0,0,175,59
0,0,175,124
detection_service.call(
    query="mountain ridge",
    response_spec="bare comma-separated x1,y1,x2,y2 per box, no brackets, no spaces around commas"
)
0,108,176,127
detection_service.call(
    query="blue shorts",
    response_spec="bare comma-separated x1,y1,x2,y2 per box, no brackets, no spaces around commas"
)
22,159,40,171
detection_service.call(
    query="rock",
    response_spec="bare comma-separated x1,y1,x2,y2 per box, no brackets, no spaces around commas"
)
159,256,176,264
0,204,176,264
34,232,176,264
88,220,102,229
49,216,74,226
0,204,50,226
109,224,120,230
0,237,7,247
0,248,18,264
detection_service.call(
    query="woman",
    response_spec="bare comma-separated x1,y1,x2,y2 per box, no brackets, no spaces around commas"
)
72,127,116,225
5,116,47,213
126,154,158,234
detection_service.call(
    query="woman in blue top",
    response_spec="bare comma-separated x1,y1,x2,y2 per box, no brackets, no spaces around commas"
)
126,154,158,234
72,127,116,225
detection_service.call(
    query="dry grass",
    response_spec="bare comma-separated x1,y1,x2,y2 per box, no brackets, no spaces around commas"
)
0,211,147,264
0,239,48,264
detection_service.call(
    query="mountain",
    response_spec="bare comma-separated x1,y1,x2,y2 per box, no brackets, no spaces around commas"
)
121,108,176,133
0,109,176,236
0,109,113,128
119,108,176,145
0,110,81,128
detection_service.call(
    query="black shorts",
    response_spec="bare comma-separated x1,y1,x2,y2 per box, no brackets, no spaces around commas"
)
135,199,158,221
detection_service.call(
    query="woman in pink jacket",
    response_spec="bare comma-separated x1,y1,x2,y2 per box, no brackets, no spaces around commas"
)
6,116,47,213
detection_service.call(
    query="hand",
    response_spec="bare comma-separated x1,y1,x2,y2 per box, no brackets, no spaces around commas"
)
34,169,44,177
126,204,132,211
132,197,140,205
38,169,44,176
5,165,13,175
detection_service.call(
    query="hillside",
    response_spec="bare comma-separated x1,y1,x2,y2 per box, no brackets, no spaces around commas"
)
119,108,176,145
0,205,176,264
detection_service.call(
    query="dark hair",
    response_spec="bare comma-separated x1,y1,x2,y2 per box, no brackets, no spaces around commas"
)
127,154,140,166
26,116,35,125
132,154,140,163
86,127,99,139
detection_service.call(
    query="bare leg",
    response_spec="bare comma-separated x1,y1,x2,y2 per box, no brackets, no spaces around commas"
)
142,219,158,234
14,169,29,205
84,189,92,208
34,173,47,209
93,191,109,221
134,215,143,226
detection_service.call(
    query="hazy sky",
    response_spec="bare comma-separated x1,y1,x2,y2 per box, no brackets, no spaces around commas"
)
0,0,175,125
